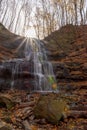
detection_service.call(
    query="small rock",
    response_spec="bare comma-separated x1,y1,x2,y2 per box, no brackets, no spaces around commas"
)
0,121,13,130
22,120,31,130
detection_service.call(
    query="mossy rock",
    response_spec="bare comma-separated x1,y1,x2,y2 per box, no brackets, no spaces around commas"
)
34,95,69,124
0,94,15,109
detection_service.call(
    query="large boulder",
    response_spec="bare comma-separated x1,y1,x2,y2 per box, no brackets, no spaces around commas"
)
34,95,68,124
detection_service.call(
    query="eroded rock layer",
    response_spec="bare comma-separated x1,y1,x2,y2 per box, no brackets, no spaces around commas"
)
43,25,87,129
44,25,87,94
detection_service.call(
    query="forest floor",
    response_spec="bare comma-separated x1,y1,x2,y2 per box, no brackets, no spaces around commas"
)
0,89,87,130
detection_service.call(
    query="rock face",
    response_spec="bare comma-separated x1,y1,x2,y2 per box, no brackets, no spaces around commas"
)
0,60,35,90
1,23,87,92
44,25,87,93
0,23,26,60
44,24,87,128
0,23,57,92
0,23,35,91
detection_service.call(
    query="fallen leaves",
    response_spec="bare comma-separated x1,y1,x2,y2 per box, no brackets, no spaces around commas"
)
31,125,38,130
0,90,87,130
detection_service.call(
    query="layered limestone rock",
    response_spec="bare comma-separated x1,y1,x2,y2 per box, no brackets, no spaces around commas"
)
43,25,87,127
44,24,87,93
0,23,34,90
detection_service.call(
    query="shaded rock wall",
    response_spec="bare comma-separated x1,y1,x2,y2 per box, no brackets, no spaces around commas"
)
0,60,35,91
44,24,87,93
0,23,34,91
0,23,26,60
43,25,87,126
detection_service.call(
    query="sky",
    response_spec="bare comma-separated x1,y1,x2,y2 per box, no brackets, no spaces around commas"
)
0,0,87,39
0,0,38,38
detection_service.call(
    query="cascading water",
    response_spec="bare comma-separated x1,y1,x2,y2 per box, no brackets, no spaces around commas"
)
2,38,58,92
24,38,58,92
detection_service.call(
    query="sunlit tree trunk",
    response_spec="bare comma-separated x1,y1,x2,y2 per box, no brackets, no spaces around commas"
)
14,4,24,33
0,0,2,9
79,0,83,24
73,0,78,25
1,0,9,23
8,0,17,30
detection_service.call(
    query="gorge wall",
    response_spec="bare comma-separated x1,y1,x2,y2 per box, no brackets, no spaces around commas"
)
44,24,87,94
0,23,34,90
43,25,87,127
0,23,87,94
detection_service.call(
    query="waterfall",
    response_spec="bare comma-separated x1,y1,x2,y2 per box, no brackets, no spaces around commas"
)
24,38,58,92
2,38,58,92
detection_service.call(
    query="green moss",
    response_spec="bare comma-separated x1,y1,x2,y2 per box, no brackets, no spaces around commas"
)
48,76,55,84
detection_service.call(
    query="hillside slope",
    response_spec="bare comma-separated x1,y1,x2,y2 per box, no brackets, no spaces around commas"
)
0,23,26,61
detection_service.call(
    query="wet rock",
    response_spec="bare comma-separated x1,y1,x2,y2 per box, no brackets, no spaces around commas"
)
34,95,68,124
0,60,35,91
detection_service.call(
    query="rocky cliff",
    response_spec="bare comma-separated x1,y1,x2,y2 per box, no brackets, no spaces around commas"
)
44,24,87,93
0,23,34,90
43,25,87,128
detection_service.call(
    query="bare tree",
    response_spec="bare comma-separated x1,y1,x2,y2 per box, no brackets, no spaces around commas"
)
1,0,9,23
0,0,87,38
